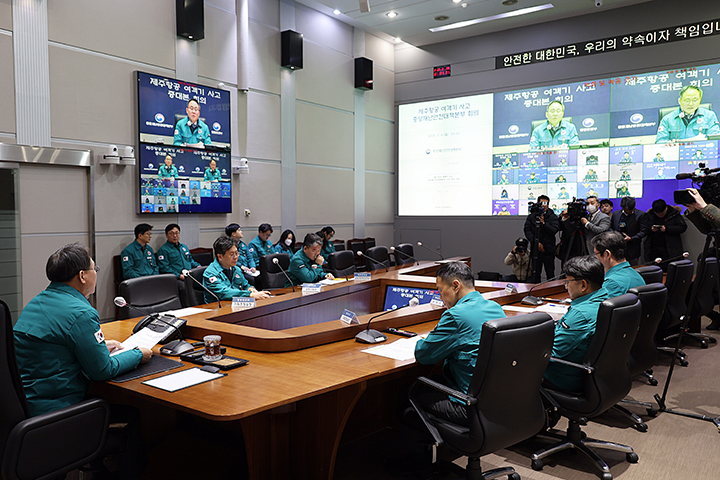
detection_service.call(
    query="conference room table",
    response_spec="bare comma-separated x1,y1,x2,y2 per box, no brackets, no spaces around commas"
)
94,258,565,480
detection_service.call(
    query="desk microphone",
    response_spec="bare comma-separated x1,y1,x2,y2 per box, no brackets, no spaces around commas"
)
357,251,389,272
182,269,222,308
521,273,566,306
356,296,419,344
637,252,689,267
390,246,419,265
113,297,192,354
417,242,444,260
272,257,295,292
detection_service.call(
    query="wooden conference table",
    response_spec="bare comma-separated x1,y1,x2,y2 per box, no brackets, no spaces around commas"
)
95,258,565,480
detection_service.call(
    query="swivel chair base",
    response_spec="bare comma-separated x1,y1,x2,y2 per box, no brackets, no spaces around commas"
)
657,346,688,366
640,368,658,386
663,331,718,349
435,457,520,480
532,420,638,480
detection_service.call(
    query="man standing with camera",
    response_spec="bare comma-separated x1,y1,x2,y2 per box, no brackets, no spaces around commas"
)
559,196,610,265
644,199,687,269
524,195,560,282
503,237,531,282
611,197,649,266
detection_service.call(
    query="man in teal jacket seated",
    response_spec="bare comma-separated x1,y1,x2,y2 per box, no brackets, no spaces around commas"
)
203,159,222,181
544,255,609,392
656,85,720,143
203,236,271,303
157,223,201,306
158,154,179,180
286,233,335,286
248,223,275,267
413,261,506,425
529,101,579,151
591,231,645,298
173,98,212,146
120,223,159,280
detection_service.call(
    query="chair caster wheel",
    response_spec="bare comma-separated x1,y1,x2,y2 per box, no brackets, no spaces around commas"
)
649,378,658,386
701,341,708,349
627,452,639,463
647,408,658,417
602,473,613,480
635,422,648,432
531,459,543,471
679,359,689,367
647,368,653,374
509,473,520,480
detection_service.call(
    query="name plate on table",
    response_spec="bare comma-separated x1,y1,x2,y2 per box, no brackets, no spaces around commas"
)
430,294,444,307
340,309,359,325
302,283,323,295
232,297,256,310
354,272,372,282
505,283,518,294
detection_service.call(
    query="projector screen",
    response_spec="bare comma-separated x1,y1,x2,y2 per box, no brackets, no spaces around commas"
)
398,61,720,216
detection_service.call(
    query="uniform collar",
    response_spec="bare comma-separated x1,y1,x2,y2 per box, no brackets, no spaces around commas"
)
570,286,607,307
607,261,630,275
47,281,91,304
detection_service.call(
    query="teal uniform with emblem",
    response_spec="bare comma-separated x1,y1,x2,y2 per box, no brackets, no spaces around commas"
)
286,249,327,286
174,117,211,145
237,240,255,269
320,241,336,261
203,258,252,302
603,261,645,298
120,240,159,279
13,282,143,416
656,107,720,143
529,119,579,150
157,241,200,278
248,236,275,267
203,167,222,182
158,164,178,179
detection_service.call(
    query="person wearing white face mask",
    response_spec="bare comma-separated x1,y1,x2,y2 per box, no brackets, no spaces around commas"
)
274,229,297,255
580,195,611,254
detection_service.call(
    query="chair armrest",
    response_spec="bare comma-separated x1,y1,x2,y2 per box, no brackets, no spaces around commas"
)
2,398,110,480
416,376,477,406
549,356,594,374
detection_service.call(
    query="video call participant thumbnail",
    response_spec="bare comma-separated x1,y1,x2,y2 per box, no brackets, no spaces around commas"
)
656,85,720,143
174,98,212,147
158,155,179,179
529,101,579,151
203,159,222,181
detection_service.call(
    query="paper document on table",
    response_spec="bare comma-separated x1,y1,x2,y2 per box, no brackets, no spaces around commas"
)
362,335,425,361
319,278,348,285
110,327,167,355
534,303,569,321
142,367,225,392
163,307,211,317
502,305,535,313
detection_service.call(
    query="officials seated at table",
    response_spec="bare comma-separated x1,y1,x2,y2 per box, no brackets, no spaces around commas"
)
248,223,275,267
273,229,296,255
317,226,336,264
286,233,335,286
203,236,270,302
591,231,645,298
157,223,201,306
120,223,159,280
226,223,257,285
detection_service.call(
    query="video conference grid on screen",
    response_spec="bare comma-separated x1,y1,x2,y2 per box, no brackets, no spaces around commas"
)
398,61,720,216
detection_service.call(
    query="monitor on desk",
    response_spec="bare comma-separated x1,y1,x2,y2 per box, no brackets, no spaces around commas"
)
383,285,439,311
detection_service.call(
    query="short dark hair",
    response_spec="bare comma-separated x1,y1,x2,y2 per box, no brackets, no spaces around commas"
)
303,233,323,249
600,199,613,208
187,98,200,108
679,84,702,99
46,243,92,282
165,223,180,234
258,223,273,234
547,100,564,112
537,194,550,203
586,195,598,202
213,236,237,258
620,196,636,210
225,223,240,237
652,199,667,213
436,261,474,289
134,223,153,238
592,231,626,261
563,255,604,290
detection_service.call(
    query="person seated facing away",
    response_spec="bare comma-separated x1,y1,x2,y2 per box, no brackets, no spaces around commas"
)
226,223,257,285
544,255,608,393
286,233,335,286
157,223,200,305
317,226,336,263
413,261,506,425
173,98,211,147
248,223,275,266
503,237,531,282
158,154,179,180
121,223,159,280
203,236,270,302
203,159,222,182
274,229,296,255
592,231,645,298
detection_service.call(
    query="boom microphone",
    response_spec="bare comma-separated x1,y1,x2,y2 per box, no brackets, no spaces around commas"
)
391,246,419,265
417,241,444,260
272,257,295,293
357,251,389,272
182,269,223,308
355,296,419,344
521,273,567,306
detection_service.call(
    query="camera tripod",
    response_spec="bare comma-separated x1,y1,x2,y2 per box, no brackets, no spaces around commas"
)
561,220,588,266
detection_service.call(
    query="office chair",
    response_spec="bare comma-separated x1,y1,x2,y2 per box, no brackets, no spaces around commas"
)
183,266,208,306
346,238,365,269
655,259,694,365
189,247,214,266
173,113,207,126
332,239,346,251
393,243,416,265
635,265,664,285
364,237,376,250
532,294,641,480
112,255,124,319
409,313,555,480
364,246,391,271
118,274,182,319
326,251,356,278
0,299,110,480
611,283,668,432
258,253,291,289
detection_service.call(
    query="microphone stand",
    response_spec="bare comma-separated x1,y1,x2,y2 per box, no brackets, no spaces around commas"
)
355,297,419,344
273,258,296,293
114,297,187,347
416,242,444,260
521,273,566,306
358,251,389,272
391,246,419,265
183,269,223,308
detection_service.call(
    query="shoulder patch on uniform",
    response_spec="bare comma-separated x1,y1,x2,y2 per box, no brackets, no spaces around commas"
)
209,276,217,283
298,264,306,268
122,256,129,262
561,321,569,329
158,255,164,260
94,329,105,343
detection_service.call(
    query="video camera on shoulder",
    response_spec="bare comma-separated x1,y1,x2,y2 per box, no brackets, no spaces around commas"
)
674,162,720,207
567,197,589,222
528,201,542,215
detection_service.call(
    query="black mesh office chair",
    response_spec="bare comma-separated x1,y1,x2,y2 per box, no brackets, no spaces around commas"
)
393,243,416,266
118,274,182,319
183,266,208,306
635,265,664,285
326,251,356,278
258,253,291,289
655,259,694,365
409,313,555,480
532,294,642,480
364,246,391,271
0,299,110,480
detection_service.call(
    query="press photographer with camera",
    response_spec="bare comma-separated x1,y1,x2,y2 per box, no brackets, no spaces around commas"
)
558,195,610,264
683,187,720,232
503,237,531,282
524,195,560,282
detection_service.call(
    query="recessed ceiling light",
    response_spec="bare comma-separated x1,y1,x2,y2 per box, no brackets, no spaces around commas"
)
502,0,519,5
333,9,341,15
435,15,450,21
430,3,553,32
394,37,402,43
453,0,462,3
462,2,468,6
386,11,398,18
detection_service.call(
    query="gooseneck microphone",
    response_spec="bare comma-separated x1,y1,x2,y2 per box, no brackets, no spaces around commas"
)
114,296,168,320
391,246,419,265
355,296,420,344
637,252,689,268
521,273,567,306
272,257,296,293
417,242,444,260
182,269,222,308
357,251,389,272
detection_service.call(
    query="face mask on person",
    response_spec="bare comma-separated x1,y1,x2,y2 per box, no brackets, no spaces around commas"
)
285,238,293,246
587,204,598,214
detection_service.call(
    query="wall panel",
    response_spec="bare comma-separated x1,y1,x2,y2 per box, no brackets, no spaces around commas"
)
247,91,282,160
295,41,354,112
365,172,394,224
296,102,353,168
296,165,353,225
365,118,394,173
197,5,238,84
0,34,15,135
295,3,352,56
248,19,281,94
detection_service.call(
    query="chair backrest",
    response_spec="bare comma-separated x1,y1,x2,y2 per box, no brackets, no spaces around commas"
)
258,253,291,289
183,266,208,307
347,239,365,267
327,251,357,278
190,247,214,266
394,243,415,265
0,299,29,459
364,237,376,250
659,259,694,330
689,257,718,319
627,283,668,376
118,274,182,319
635,265,664,285
332,239,345,251
364,246,390,271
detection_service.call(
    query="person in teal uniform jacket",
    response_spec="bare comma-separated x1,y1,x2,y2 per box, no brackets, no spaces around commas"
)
203,159,222,181
656,85,720,143
591,231,645,298
317,226,336,263
544,255,609,392
529,101,579,151
248,223,275,266
203,236,270,302
286,233,335,286
158,154,179,180
120,223,159,279
157,223,201,306
274,229,296,255
226,223,257,285
413,261,506,425
583,169,598,182
619,152,633,164
173,98,212,146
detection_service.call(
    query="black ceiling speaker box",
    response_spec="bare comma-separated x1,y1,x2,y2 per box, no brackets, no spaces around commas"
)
281,30,303,70
176,0,205,40
355,57,373,90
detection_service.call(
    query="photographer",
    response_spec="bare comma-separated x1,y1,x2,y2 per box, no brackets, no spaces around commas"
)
503,237,531,282
558,196,610,263
524,195,560,282
683,188,720,232
610,197,649,266
644,199,687,269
